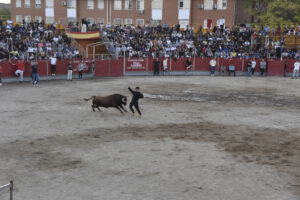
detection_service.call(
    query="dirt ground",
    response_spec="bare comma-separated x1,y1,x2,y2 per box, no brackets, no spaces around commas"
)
0,76,299,200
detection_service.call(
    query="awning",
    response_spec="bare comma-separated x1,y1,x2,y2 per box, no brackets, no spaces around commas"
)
66,31,100,39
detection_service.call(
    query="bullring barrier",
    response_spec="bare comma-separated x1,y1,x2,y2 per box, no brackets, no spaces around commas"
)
0,57,296,82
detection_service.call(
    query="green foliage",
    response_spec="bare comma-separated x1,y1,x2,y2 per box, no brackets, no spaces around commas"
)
244,0,300,26
0,7,10,15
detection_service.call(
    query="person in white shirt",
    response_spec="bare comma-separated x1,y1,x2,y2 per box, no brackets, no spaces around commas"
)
50,54,57,76
209,58,217,76
292,59,300,79
251,58,256,76
163,58,168,75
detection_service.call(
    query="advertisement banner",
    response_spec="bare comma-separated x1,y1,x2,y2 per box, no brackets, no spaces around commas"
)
126,58,146,71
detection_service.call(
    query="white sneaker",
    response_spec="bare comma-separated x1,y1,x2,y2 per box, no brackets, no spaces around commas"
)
0,83,2,86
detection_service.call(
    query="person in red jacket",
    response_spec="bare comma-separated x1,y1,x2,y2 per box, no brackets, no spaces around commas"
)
10,59,25,82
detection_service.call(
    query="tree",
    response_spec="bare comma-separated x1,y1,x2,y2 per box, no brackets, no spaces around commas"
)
244,0,300,26
0,7,10,21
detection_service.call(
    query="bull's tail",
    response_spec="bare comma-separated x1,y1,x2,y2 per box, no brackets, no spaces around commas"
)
84,96,96,101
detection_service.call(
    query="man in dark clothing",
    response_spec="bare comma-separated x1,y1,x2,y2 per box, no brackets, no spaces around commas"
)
31,58,39,86
128,86,144,118
185,58,192,72
153,58,160,76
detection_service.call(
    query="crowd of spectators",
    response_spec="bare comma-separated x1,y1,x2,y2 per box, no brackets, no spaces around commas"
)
101,23,300,60
0,18,299,61
0,20,80,61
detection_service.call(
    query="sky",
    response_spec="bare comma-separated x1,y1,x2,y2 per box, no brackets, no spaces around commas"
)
0,0,10,3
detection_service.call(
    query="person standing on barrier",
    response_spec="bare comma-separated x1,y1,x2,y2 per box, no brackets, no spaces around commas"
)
67,60,73,81
209,58,216,76
31,58,39,87
50,54,57,76
260,58,267,76
292,59,300,79
128,86,144,118
154,58,160,76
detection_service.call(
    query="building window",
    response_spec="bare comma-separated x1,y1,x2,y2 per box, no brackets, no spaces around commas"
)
97,0,104,9
97,18,105,24
125,0,133,10
67,0,76,8
136,19,144,26
46,0,53,8
87,0,94,9
46,17,54,24
16,15,22,23
217,0,227,9
16,0,22,8
25,16,31,23
152,0,162,9
204,0,213,10
136,0,144,10
178,0,190,9
114,18,122,25
114,0,122,10
124,18,132,25
35,16,42,22
24,0,30,8
35,0,41,8
179,0,184,8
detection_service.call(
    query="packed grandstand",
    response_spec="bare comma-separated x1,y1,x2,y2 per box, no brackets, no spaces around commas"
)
0,19,300,61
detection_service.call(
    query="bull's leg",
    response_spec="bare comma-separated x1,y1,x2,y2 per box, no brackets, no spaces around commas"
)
120,105,127,112
92,104,96,112
116,106,124,114
97,106,101,112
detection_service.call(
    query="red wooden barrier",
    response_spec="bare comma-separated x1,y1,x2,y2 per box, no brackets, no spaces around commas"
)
0,58,297,79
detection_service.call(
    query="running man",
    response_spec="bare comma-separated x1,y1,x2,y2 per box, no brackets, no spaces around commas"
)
128,86,144,118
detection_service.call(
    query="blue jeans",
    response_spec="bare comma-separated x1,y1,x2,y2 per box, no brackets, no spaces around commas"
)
247,67,251,76
32,73,39,84
210,66,215,75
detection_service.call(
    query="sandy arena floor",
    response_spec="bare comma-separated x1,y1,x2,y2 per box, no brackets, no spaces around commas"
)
0,76,299,200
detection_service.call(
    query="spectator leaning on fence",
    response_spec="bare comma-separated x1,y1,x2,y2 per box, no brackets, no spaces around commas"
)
67,60,73,81
209,58,217,77
251,58,256,77
292,59,300,79
153,58,160,76
163,58,168,75
260,58,267,77
228,61,235,77
185,58,192,72
77,60,84,80
30,58,39,87
50,54,57,76
10,59,25,82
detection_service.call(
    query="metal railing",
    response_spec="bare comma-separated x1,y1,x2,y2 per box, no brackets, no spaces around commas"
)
0,181,13,200
85,41,114,60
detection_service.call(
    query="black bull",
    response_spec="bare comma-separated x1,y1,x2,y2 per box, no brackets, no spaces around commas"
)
84,94,127,114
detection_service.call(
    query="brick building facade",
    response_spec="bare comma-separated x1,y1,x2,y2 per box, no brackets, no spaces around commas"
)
11,0,237,29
